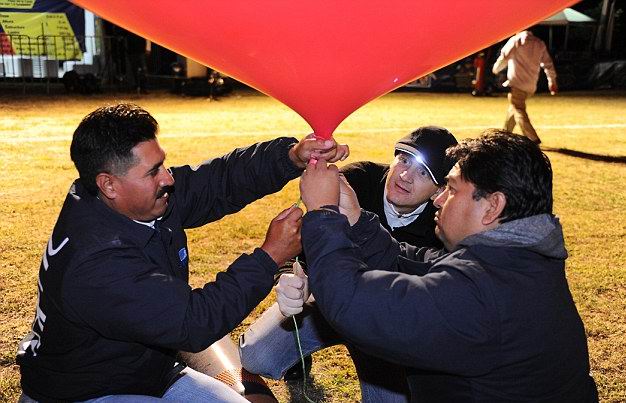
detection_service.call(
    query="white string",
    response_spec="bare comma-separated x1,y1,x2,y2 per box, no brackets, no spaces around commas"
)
292,195,316,402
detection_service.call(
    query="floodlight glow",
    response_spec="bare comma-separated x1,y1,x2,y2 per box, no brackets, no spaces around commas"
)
401,149,438,185
407,151,426,166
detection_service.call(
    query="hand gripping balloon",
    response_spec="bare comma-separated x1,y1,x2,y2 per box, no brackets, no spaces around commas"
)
71,0,577,139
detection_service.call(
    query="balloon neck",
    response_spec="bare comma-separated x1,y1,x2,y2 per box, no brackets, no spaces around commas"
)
309,130,333,164
313,131,332,141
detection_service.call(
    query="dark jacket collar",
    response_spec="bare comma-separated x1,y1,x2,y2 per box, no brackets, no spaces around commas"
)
72,180,158,248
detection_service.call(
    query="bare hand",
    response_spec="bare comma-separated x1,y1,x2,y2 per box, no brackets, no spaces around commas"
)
300,159,340,211
276,260,309,317
289,134,349,169
261,205,303,266
338,174,361,226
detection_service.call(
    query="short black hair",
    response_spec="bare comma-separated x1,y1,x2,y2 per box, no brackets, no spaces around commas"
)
70,103,158,195
446,130,553,222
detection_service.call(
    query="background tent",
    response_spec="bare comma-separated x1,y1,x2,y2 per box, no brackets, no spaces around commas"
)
539,7,595,51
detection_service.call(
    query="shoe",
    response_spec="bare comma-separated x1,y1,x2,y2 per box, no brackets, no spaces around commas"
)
284,355,312,381
241,368,278,402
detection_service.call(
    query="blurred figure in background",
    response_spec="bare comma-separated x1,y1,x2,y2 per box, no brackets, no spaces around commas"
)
492,30,558,144
125,30,151,95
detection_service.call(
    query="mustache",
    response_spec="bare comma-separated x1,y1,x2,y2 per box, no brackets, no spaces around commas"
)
156,185,175,199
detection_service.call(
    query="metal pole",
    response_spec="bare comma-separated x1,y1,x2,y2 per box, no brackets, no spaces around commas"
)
549,26,554,51
605,0,616,53
594,0,610,51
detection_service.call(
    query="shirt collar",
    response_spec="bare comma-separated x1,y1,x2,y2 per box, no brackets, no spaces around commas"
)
383,187,428,229
95,194,161,230
133,218,161,229
88,188,160,246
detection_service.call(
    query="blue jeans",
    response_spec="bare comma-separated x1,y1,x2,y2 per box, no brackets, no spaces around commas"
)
19,367,248,402
239,301,409,403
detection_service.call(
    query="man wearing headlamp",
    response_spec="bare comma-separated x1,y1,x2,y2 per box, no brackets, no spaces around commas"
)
240,126,457,402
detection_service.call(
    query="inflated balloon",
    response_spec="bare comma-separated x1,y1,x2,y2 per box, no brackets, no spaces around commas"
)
71,0,577,139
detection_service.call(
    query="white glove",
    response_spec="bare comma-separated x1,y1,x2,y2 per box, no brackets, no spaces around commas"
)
276,260,310,317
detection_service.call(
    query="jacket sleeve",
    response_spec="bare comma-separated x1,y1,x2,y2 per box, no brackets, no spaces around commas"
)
171,137,301,229
339,161,379,201
492,36,516,74
347,209,440,276
346,209,400,270
62,246,277,353
539,45,557,87
302,209,497,376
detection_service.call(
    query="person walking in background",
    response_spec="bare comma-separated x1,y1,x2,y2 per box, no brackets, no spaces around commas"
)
492,30,558,144
472,51,487,96
125,30,151,95
104,22,151,94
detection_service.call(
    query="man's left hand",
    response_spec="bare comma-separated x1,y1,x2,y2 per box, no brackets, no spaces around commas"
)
289,134,349,169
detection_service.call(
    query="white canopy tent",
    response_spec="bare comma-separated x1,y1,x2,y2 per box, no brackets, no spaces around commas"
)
542,8,595,25
539,8,595,51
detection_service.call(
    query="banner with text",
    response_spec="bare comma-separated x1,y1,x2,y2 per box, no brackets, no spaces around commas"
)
0,0,84,59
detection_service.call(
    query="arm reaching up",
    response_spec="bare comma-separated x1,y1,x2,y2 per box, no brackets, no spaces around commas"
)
299,159,340,211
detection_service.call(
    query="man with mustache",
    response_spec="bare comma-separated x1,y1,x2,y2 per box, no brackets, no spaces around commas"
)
240,127,457,402
16,103,348,402
294,130,598,402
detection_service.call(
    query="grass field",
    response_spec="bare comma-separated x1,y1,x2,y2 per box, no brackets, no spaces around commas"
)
1,89,625,402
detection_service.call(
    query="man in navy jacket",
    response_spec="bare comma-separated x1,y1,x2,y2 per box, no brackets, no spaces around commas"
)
293,130,598,402
16,103,347,402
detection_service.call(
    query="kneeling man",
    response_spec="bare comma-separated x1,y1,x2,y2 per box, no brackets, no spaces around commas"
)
294,130,598,402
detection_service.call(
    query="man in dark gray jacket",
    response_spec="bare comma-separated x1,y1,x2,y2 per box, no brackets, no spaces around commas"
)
295,130,598,402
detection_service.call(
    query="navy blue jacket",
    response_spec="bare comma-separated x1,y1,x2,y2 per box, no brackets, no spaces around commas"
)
17,137,301,402
302,208,598,402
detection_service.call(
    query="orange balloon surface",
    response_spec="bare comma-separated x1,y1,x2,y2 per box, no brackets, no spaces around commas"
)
71,0,577,139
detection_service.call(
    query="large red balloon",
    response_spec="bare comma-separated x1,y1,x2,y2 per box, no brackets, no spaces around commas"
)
72,0,577,139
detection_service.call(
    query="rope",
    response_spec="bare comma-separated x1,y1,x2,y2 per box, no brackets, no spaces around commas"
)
292,313,316,403
292,234,315,403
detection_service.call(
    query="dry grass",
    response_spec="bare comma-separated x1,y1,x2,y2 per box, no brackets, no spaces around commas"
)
1,89,625,402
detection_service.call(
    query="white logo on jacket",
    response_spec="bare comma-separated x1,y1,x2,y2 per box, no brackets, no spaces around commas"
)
17,236,69,357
